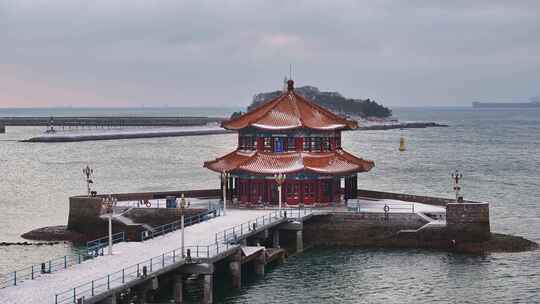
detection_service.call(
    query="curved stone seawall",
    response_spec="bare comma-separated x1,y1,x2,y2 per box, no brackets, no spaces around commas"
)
446,202,490,241
67,189,221,242
303,212,428,247
357,189,462,206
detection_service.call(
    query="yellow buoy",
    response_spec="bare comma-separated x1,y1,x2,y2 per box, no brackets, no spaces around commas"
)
399,136,406,152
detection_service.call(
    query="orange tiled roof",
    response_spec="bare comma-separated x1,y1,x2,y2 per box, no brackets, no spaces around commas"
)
204,149,374,175
223,80,358,131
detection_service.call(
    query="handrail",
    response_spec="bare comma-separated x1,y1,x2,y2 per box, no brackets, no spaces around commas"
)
53,208,313,304
348,201,416,213
0,232,127,290
86,232,126,256
139,206,221,241
0,251,91,289
214,207,312,245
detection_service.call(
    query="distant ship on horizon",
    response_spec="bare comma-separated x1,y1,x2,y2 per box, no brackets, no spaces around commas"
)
473,97,540,108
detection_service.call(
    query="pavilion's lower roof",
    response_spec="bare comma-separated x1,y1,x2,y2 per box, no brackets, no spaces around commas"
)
204,149,374,175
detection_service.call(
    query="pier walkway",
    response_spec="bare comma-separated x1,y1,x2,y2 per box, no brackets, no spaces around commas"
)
0,209,312,304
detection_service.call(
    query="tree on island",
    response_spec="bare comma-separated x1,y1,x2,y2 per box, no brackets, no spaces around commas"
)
245,86,392,118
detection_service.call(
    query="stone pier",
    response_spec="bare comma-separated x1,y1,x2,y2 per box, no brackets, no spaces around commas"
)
272,230,280,248
254,249,266,276
178,264,214,304
296,230,303,253
229,251,242,289
202,274,213,304
173,274,183,304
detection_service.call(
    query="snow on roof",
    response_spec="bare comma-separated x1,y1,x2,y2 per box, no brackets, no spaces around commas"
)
204,150,374,175
222,80,358,131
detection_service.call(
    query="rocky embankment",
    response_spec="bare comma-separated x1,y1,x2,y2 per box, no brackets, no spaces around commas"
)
454,233,538,254
21,225,86,243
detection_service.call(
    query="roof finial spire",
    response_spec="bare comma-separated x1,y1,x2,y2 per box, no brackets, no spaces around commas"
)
289,63,292,80
287,79,294,92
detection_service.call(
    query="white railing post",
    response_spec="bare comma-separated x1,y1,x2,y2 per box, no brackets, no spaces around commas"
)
108,211,113,256
181,214,185,258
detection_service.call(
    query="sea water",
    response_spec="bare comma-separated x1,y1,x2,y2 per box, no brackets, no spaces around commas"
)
0,107,539,303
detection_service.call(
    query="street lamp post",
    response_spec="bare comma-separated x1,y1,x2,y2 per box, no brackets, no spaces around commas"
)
179,194,186,258
451,170,463,203
102,196,116,255
274,173,286,211
82,165,94,197
221,172,229,216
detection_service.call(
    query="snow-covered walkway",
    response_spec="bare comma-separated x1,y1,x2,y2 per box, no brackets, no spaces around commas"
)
0,209,271,304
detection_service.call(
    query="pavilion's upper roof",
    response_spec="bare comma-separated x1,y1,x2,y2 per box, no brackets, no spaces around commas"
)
204,149,374,175
222,80,358,131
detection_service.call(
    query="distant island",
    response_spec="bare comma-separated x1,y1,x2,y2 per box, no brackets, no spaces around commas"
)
232,85,392,119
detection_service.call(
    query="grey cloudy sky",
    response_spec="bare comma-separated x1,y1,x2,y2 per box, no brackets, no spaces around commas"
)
1,0,539,108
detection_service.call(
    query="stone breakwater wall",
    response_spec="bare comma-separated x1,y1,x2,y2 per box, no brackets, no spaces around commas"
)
303,212,428,247
303,203,492,250
0,124,5,133
123,207,206,227
89,189,220,202
67,189,220,241
23,129,233,143
0,116,224,127
66,188,492,246
357,189,462,206
446,203,490,241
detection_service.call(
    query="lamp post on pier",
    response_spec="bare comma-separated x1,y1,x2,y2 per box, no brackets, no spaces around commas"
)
221,171,230,216
451,170,463,203
274,173,286,211
102,196,117,255
179,193,186,257
82,165,94,197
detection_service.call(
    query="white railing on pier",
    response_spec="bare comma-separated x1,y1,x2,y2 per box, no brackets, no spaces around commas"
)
347,200,416,213
0,252,91,290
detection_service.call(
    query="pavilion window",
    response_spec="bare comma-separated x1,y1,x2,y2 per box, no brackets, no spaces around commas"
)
321,137,331,151
303,137,312,151
274,137,285,152
312,137,322,151
323,180,332,196
336,136,341,148
263,137,273,152
287,137,296,152
244,136,255,150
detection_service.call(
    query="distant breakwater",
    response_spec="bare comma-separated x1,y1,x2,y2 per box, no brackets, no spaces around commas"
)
358,122,448,131
22,129,233,143
0,116,225,127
